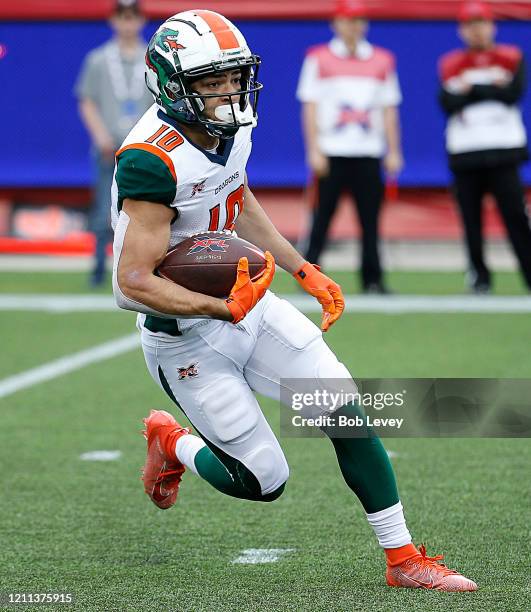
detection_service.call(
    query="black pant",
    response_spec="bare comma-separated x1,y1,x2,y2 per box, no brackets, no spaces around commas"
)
305,157,384,288
453,164,531,289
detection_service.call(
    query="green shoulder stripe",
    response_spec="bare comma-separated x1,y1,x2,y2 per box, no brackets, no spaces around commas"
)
115,146,177,210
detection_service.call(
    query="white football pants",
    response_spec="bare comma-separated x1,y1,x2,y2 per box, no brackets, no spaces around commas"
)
141,291,353,495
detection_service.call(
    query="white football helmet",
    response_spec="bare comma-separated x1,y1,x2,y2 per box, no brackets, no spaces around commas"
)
145,10,262,138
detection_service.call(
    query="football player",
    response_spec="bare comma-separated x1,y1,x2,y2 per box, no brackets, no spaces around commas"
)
111,10,477,591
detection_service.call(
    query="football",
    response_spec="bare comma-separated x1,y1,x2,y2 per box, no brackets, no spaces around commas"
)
157,231,267,298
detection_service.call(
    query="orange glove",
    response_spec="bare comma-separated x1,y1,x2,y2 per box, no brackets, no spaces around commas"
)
294,262,344,332
225,251,275,323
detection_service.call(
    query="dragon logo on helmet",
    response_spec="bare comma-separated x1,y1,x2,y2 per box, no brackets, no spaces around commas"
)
160,30,186,53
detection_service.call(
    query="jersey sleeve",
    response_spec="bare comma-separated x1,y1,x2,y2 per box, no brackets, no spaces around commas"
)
74,49,100,101
115,145,177,210
296,54,320,103
378,52,402,107
380,71,402,107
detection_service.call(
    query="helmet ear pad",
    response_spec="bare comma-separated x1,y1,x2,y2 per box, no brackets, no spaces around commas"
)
164,76,183,100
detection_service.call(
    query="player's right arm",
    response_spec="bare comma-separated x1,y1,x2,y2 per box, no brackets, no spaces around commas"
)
116,199,232,319
78,98,116,160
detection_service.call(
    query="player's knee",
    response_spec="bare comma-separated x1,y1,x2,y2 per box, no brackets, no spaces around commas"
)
298,331,352,382
311,348,359,415
315,348,352,381
244,442,290,497
259,481,286,502
316,352,355,394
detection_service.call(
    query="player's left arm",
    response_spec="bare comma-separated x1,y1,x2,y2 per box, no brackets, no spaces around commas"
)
235,177,344,331
383,106,403,177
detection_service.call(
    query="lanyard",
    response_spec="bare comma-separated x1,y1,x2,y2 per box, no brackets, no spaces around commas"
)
105,41,146,102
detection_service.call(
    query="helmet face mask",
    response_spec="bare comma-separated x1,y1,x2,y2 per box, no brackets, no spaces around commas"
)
145,12,263,139
170,60,262,139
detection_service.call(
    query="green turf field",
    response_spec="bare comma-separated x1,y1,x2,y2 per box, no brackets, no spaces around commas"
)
1,271,530,611
0,268,529,295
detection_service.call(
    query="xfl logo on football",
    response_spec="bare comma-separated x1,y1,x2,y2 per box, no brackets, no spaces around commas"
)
187,235,232,255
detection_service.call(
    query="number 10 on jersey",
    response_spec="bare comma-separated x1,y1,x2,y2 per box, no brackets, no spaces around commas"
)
208,184,245,232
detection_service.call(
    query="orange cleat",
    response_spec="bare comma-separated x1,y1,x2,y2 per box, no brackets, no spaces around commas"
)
386,544,478,591
141,409,190,510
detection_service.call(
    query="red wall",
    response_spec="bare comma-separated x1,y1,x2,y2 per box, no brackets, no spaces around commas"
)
0,0,529,20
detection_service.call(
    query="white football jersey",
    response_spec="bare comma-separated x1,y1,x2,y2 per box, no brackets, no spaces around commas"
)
111,104,251,243
110,104,253,334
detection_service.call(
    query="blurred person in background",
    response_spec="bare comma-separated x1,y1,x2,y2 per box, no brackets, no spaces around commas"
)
75,0,152,287
438,1,531,294
297,0,403,294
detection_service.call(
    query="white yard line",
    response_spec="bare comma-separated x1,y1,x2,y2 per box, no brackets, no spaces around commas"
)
80,450,123,461
0,256,95,272
1,294,531,313
0,333,139,399
0,294,117,312
287,294,531,313
232,548,295,564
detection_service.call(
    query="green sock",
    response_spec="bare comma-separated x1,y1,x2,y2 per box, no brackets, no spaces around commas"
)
322,403,400,513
